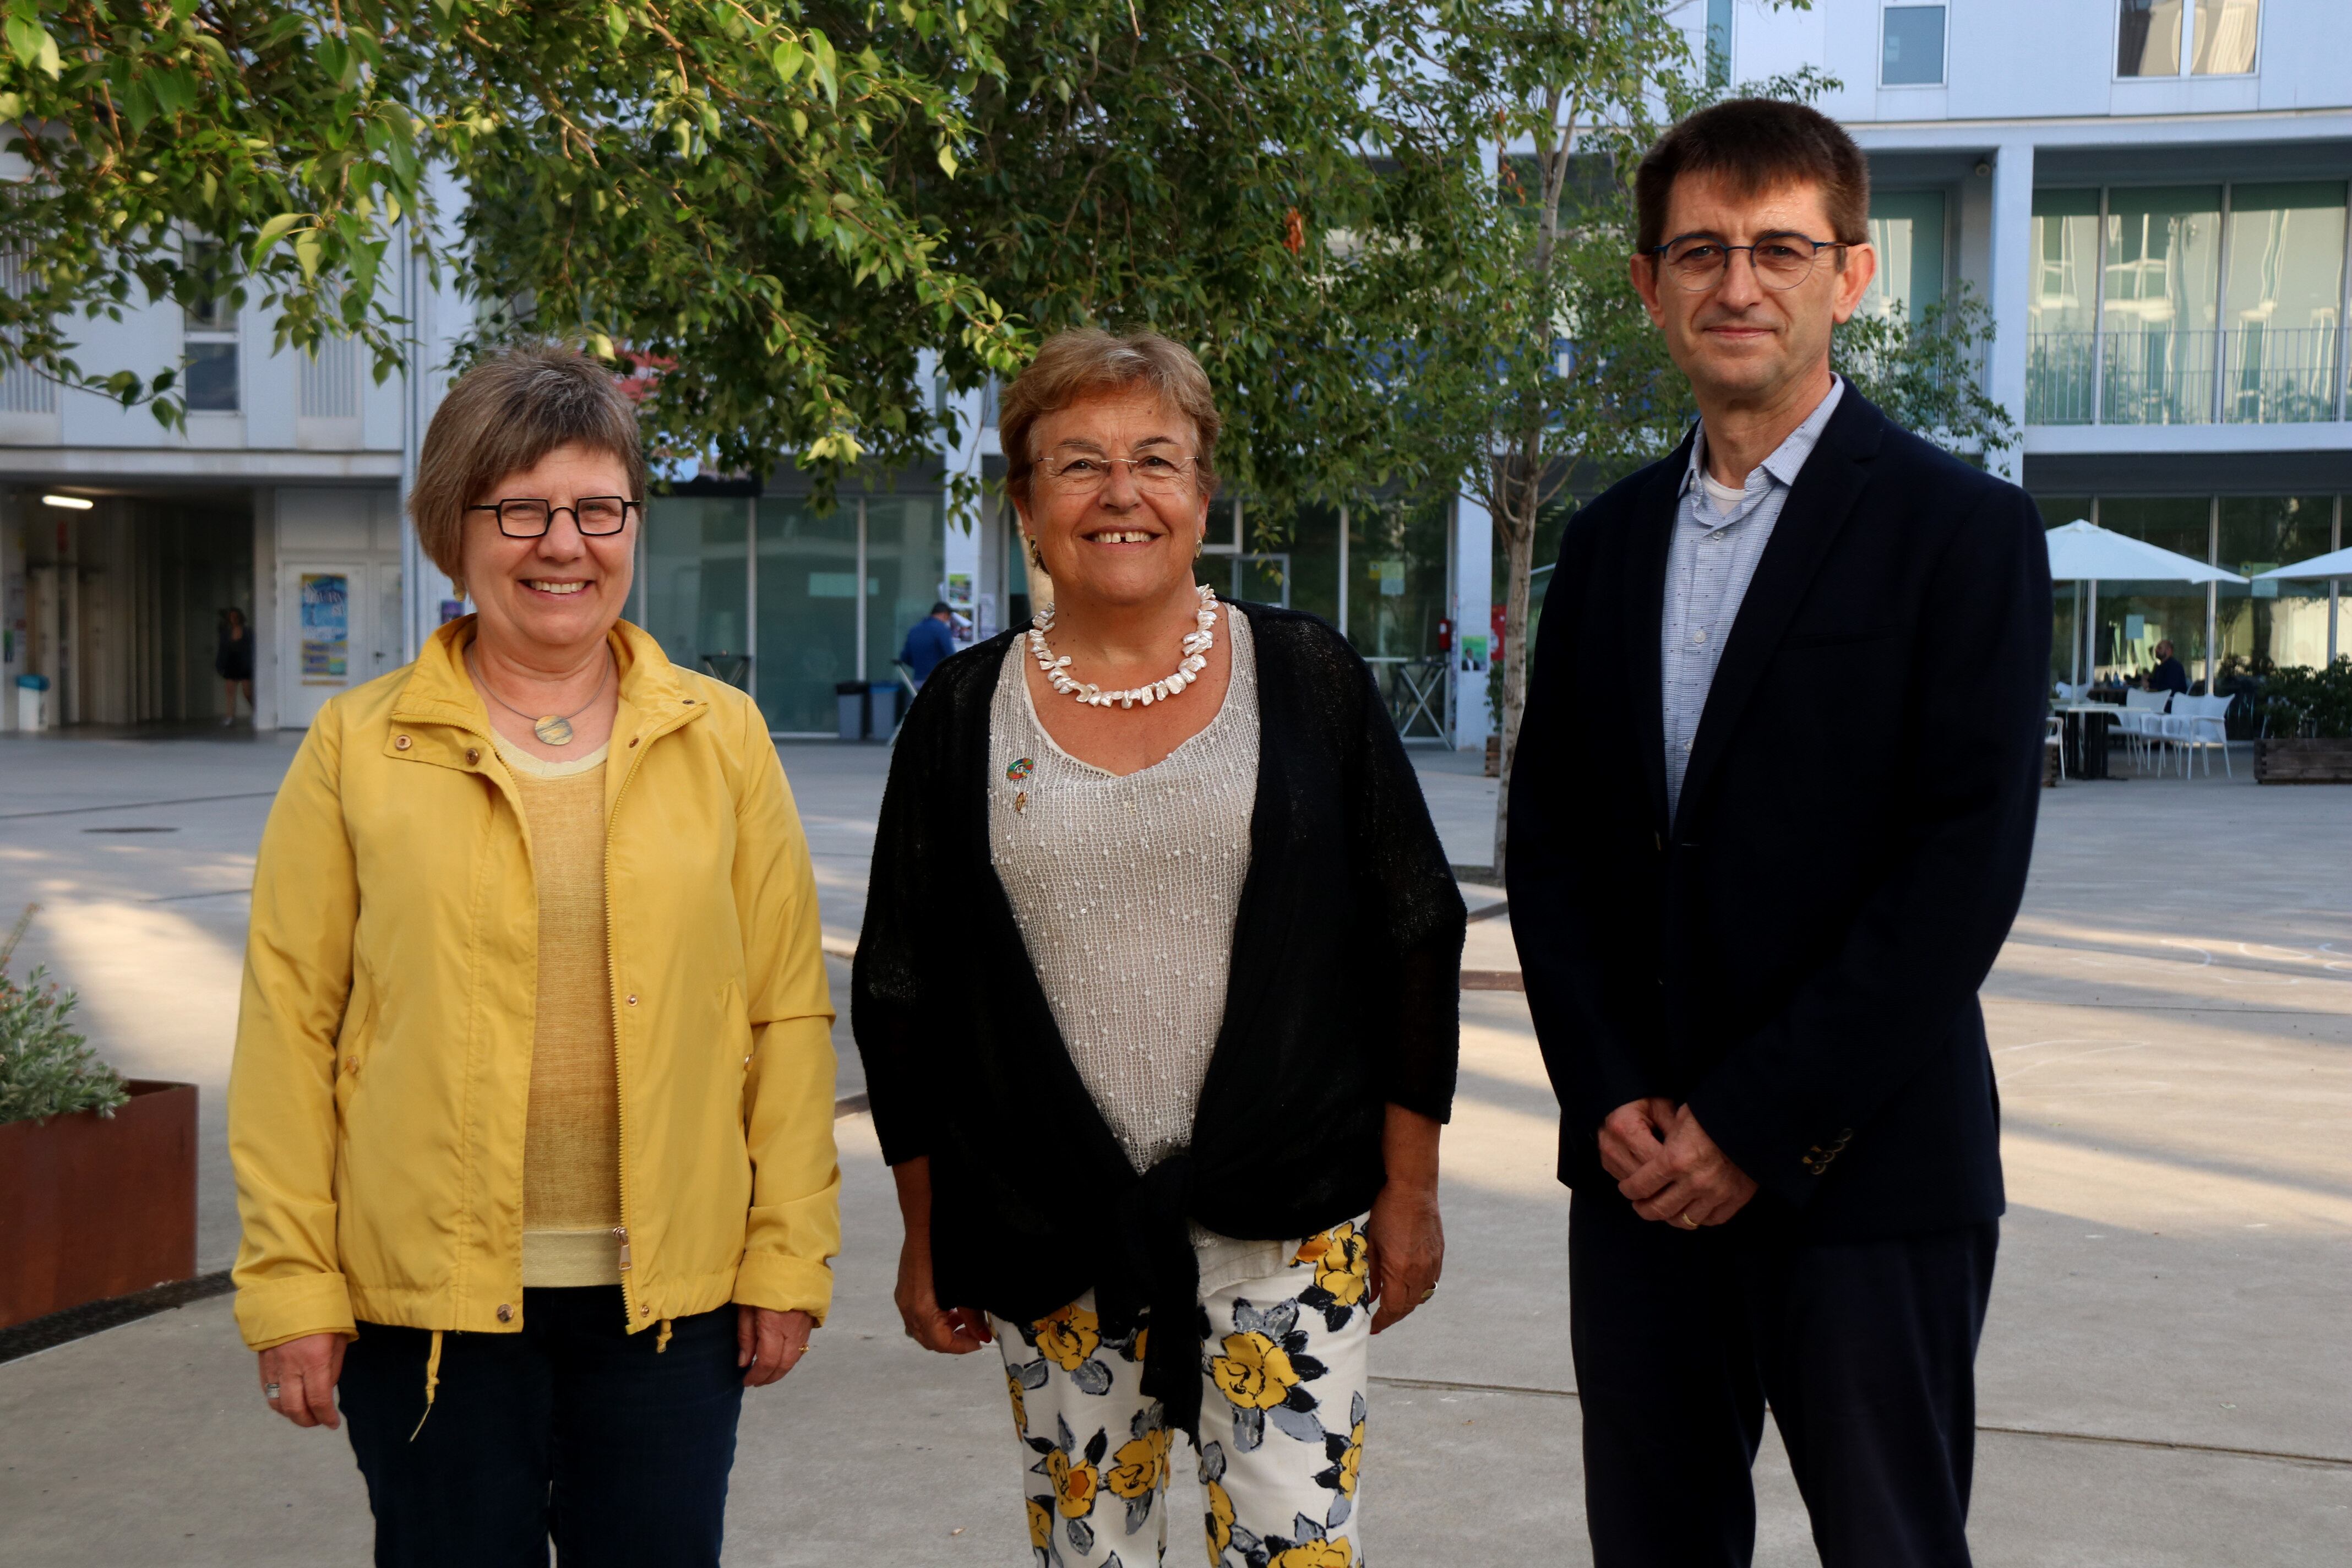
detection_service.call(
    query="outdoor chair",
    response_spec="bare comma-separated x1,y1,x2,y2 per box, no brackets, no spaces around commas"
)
2118,689,2173,774
2045,714,2066,781
2170,693,2235,780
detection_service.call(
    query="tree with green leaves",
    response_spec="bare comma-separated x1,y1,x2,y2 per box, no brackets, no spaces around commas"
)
1347,2,2011,874
0,0,1023,438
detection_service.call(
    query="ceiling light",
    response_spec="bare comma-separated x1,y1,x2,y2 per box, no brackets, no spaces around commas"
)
41,493,94,510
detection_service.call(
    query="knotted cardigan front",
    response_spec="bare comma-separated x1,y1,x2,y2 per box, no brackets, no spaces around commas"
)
853,604,1465,1436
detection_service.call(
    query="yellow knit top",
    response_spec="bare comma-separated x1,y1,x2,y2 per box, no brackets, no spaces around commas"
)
496,733,625,1288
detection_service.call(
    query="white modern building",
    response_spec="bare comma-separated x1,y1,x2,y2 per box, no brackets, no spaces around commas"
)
0,234,472,734
8,0,2344,743
1705,0,2349,698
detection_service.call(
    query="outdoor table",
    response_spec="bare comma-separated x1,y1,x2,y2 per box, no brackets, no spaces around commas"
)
2055,702,2121,780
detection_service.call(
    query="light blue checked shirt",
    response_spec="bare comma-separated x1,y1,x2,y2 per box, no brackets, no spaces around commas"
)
1661,377,1844,820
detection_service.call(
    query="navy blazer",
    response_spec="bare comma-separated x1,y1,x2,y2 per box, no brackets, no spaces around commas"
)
1507,388,2052,1239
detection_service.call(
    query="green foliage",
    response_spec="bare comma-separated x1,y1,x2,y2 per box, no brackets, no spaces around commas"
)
901,1,1398,516
1834,285,2015,459
0,907,124,1126
453,0,1027,484
0,1,436,424
2259,658,2352,740
0,0,1024,448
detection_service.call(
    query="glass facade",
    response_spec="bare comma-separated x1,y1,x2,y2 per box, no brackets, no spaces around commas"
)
641,488,945,735
1862,190,1947,324
2028,181,2348,426
754,497,859,734
2119,0,2258,75
2221,183,2346,424
2034,492,2346,711
2103,187,2223,426
2217,496,2336,678
2029,190,2101,424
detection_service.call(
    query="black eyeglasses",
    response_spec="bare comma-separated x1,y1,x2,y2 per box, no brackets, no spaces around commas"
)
1647,234,1850,292
465,497,643,538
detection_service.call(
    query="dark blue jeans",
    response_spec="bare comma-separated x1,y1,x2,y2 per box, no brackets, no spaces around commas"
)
340,1288,744,1568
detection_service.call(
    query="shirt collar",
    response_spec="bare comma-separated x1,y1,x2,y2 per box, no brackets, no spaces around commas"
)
1680,374,1845,499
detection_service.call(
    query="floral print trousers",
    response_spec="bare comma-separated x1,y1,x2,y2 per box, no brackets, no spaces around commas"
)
991,1222,1375,1568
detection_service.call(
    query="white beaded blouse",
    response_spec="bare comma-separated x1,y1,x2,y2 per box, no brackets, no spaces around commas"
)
988,606,1291,1290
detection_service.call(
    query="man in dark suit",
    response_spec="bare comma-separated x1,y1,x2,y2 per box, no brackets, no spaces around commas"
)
1507,99,2051,1568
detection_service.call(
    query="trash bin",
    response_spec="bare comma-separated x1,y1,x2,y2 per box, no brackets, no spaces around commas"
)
835,681,870,742
865,682,906,739
15,672,50,733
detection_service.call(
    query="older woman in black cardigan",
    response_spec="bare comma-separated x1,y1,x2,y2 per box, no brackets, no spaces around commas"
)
855,330,1463,1568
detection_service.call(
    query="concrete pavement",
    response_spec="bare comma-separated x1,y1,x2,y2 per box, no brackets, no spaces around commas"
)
2,729,2347,1564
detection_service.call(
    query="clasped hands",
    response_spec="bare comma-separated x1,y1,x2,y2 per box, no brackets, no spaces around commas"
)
1599,1096,1758,1229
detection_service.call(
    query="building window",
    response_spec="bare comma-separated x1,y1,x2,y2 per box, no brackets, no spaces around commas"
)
2221,183,2346,424
1881,5,1946,87
1706,0,1732,89
1861,191,1947,323
2026,179,2346,427
182,237,239,413
2119,0,2258,78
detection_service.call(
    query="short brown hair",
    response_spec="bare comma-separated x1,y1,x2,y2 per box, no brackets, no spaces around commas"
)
997,330,1222,508
1632,99,1870,256
409,345,645,580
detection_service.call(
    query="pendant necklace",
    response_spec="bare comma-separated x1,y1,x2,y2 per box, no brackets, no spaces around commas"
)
1029,584,1217,709
471,649,612,746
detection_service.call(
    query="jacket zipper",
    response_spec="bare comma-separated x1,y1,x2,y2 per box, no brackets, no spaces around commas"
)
601,706,687,1330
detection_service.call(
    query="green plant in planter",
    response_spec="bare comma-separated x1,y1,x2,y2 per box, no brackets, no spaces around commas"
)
0,906,127,1128
2259,657,2352,740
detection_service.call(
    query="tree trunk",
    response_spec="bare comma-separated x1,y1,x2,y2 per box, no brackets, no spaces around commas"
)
1488,468,1539,880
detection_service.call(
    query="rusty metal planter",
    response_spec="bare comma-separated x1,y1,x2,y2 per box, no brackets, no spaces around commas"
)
0,1080,197,1330
2254,737,2352,784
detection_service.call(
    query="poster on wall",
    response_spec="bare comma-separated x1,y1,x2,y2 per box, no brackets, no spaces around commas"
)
301,573,351,684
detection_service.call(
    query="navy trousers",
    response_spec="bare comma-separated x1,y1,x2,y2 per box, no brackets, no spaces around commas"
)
340,1287,744,1568
1569,1190,1996,1568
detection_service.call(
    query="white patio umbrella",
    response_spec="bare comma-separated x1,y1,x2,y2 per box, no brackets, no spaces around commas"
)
2252,546,2352,581
2044,520,2249,686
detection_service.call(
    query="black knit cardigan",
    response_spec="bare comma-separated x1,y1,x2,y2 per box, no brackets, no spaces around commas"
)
852,605,1465,1434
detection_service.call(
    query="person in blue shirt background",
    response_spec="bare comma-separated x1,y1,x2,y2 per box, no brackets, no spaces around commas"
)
901,601,959,684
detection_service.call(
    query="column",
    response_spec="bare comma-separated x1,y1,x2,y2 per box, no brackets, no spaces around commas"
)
1984,140,2037,483
1453,487,1494,754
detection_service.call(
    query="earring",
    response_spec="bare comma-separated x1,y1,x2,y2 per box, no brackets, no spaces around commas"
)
1195,529,1206,561
1025,533,1045,573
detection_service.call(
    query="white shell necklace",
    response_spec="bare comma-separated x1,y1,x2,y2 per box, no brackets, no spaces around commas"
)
1028,583,1218,709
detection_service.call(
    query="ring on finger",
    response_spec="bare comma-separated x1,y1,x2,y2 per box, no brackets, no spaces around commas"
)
264,1381,282,1400
1676,1212,1700,1229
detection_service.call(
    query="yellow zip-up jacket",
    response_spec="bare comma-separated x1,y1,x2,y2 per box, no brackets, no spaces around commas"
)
228,617,839,1350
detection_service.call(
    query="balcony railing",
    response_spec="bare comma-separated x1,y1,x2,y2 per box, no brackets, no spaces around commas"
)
2101,326,2218,426
2027,333,2096,424
2222,324,2340,424
2027,325,2346,426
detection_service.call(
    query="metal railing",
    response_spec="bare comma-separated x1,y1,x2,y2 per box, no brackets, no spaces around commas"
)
2026,332,2097,424
2028,324,2346,426
2100,326,2219,426
2220,324,2340,424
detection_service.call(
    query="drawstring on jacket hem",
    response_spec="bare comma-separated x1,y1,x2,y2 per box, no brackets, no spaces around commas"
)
655,1317,673,1353
408,1329,445,1442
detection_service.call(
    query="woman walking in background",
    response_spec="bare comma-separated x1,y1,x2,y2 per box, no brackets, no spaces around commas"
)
228,345,840,1567
215,606,253,724
857,330,1464,1567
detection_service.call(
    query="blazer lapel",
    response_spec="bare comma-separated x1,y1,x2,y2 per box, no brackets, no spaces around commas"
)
1674,394,1884,837
1631,432,1693,834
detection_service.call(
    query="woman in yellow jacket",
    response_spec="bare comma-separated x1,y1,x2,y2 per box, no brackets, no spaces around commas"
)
228,346,840,1568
